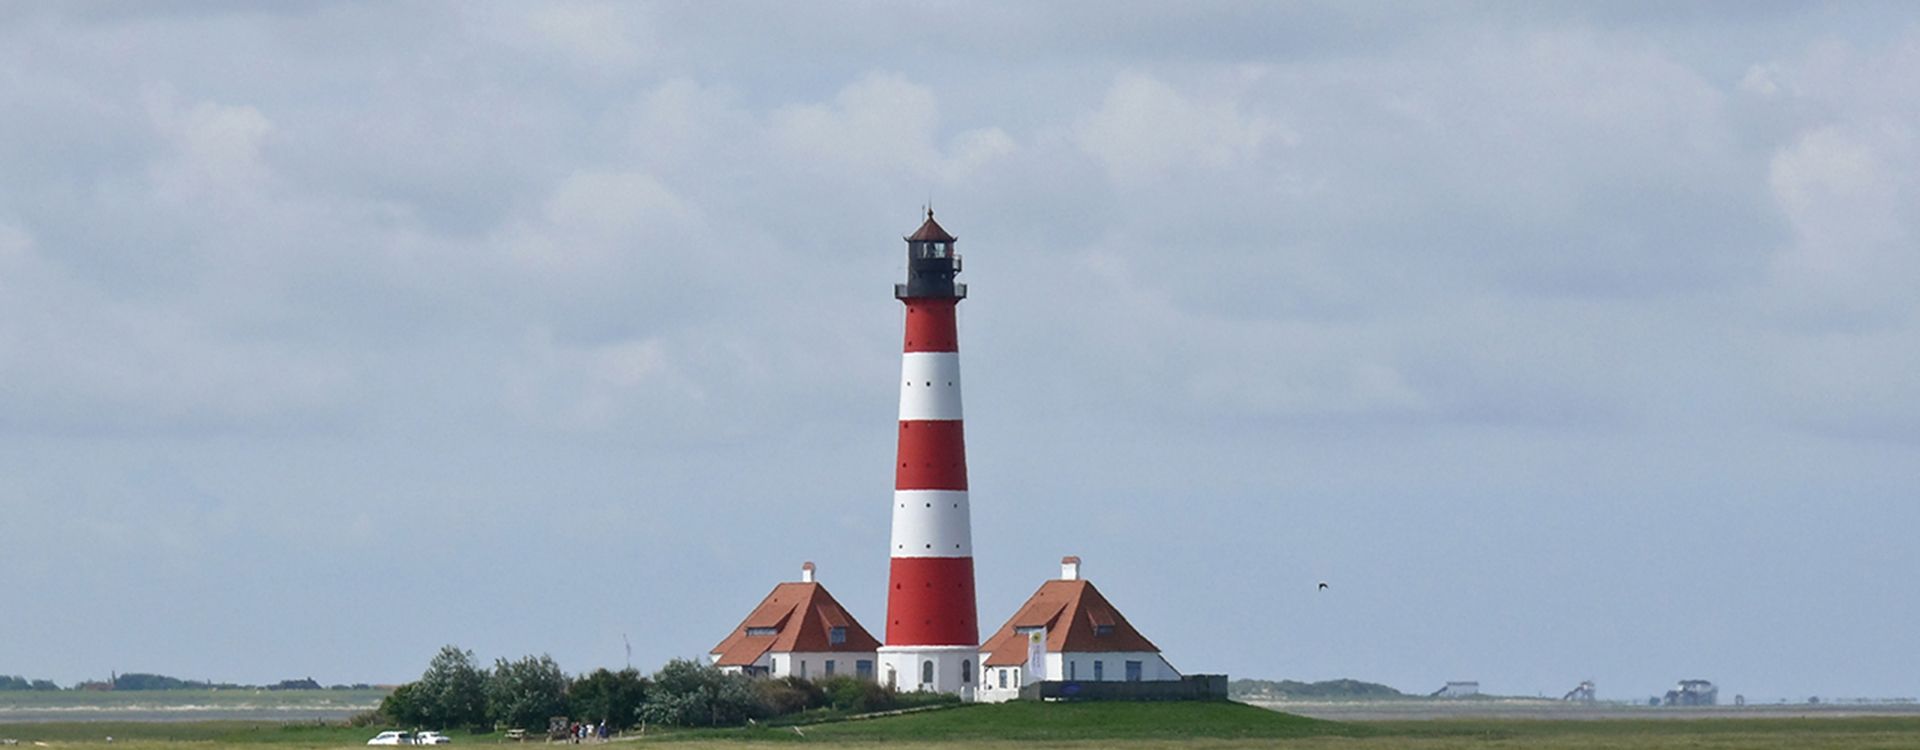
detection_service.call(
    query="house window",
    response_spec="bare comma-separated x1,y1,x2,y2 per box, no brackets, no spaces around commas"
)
962,659,973,683
1094,661,1104,681
825,660,836,676
747,627,777,637
1125,661,1143,682
830,626,847,645
858,660,874,680
921,660,934,685
1068,661,1077,680
998,669,1008,689
1094,625,1114,637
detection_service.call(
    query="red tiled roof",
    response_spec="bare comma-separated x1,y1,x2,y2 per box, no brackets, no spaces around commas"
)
979,579,1160,666
710,582,881,666
906,211,956,243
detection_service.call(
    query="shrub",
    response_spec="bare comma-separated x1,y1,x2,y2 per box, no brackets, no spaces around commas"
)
569,668,648,731
413,646,491,729
816,676,893,714
753,676,827,716
487,655,569,732
638,659,764,727
380,682,429,726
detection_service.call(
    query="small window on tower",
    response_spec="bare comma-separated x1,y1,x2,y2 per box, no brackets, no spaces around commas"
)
830,627,847,645
1095,625,1115,637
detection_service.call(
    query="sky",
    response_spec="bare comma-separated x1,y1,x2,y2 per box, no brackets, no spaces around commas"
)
2,2,1917,703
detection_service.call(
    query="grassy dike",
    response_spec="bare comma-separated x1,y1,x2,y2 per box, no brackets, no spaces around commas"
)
7,702,1920,749
663,700,1358,743
655,701,1920,749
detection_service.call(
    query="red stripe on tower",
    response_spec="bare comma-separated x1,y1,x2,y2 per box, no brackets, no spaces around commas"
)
879,209,980,696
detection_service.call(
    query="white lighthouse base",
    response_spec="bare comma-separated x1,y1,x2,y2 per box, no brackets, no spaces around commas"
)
877,645,978,700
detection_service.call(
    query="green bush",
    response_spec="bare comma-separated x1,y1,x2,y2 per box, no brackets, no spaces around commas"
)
569,668,648,731
389,645,491,730
816,676,893,713
379,682,428,726
638,659,764,727
487,655,569,732
753,676,828,716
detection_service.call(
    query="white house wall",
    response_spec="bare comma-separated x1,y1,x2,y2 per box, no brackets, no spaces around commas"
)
769,651,877,681
711,652,772,675
1054,651,1179,683
976,665,1027,703
973,651,1181,703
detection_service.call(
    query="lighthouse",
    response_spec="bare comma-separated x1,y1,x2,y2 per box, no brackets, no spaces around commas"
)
878,210,979,696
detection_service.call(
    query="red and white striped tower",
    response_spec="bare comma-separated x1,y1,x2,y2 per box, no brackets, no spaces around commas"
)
878,209,979,696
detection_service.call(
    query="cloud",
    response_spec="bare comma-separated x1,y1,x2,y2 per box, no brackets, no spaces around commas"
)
500,170,703,275
0,222,355,435
145,87,275,200
1075,72,1286,187
3,3,1919,697
768,72,1015,182
1768,123,1916,315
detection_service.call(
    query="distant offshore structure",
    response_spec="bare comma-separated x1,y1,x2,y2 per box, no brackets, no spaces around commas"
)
706,211,1211,703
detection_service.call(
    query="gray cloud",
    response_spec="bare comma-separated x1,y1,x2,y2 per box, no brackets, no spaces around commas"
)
1,2,1916,700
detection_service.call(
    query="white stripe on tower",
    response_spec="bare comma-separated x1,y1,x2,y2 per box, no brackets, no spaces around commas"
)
898,352,964,421
890,490,972,556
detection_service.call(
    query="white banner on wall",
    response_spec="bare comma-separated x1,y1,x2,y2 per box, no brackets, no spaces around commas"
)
1025,629,1046,680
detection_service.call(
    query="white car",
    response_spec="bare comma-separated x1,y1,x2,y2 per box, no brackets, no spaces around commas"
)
416,733,452,745
367,731,417,745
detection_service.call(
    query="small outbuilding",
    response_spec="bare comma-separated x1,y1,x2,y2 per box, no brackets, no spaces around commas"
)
974,556,1181,703
709,562,881,681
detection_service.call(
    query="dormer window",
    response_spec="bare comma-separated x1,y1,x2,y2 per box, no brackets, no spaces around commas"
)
829,626,847,645
1095,625,1115,637
746,627,777,637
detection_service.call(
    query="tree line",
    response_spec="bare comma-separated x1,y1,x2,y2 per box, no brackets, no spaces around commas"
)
0,673,375,691
371,646,956,732
0,675,59,691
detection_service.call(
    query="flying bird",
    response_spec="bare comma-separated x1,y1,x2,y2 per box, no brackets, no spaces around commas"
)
1318,582,1329,591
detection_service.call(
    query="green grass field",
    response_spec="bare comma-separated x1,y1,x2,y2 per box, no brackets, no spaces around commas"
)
4,701,1919,750
0,690,386,710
